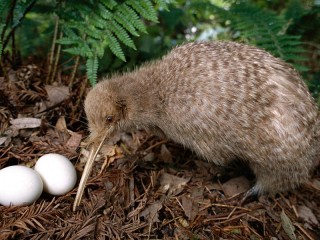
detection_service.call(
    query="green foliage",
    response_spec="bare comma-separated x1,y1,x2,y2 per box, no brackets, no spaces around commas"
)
0,1,12,24
86,56,98,85
0,0,38,58
56,0,171,85
191,1,308,72
0,24,4,58
285,0,308,21
0,0,318,98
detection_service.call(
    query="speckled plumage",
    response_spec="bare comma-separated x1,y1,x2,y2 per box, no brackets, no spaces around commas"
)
85,41,319,195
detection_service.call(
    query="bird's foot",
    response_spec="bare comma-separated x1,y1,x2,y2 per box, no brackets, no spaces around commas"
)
239,186,259,206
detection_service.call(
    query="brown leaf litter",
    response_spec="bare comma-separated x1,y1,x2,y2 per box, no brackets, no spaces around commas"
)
0,65,320,239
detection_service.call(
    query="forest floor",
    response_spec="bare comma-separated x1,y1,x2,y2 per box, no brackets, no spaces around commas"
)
0,64,319,240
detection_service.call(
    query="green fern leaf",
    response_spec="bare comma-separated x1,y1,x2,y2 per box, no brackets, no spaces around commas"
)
61,26,78,39
110,20,136,49
86,56,99,85
64,46,91,58
294,64,309,72
114,11,140,36
285,0,308,20
153,0,170,10
127,0,158,22
100,0,117,10
63,39,93,58
120,4,147,33
220,2,304,70
94,41,105,58
97,3,112,20
56,0,170,85
63,47,83,56
57,37,82,45
140,0,158,21
202,1,307,71
66,22,102,40
105,29,126,61
88,14,108,29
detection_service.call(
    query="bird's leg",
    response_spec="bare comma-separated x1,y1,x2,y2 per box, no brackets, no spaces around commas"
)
239,185,259,205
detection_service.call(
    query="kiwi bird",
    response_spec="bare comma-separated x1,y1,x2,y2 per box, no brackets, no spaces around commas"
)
73,41,319,210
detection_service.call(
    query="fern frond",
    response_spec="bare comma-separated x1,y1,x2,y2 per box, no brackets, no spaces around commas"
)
64,47,90,58
285,0,308,20
114,11,140,36
105,29,126,61
86,56,99,85
97,3,112,20
63,38,93,58
140,0,158,21
100,0,117,10
153,0,171,10
61,25,78,39
119,4,147,33
65,22,101,40
110,20,136,49
196,1,307,71
235,6,306,69
127,0,158,22
57,36,82,45
56,0,171,85
94,41,105,57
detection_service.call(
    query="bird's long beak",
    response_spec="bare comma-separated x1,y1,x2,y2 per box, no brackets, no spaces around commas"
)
73,132,108,211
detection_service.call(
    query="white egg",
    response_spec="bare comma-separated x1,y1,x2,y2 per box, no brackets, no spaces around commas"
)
34,153,77,195
0,166,43,206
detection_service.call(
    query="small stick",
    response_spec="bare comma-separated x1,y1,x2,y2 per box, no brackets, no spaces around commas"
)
50,31,63,84
46,15,59,84
69,55,80,88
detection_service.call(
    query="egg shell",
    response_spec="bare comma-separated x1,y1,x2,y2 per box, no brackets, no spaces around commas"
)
34,153,77,195
0,166,43,206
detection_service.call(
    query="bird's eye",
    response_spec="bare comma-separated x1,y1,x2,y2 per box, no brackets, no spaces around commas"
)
106,115,113,123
